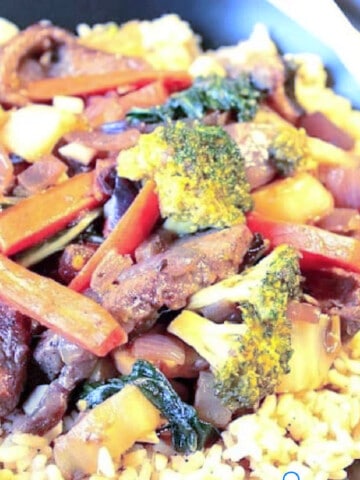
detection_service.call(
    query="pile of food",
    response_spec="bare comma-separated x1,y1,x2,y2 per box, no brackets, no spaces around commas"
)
0,13,359,480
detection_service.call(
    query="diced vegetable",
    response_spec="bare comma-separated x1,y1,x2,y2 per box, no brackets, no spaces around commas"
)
298,112,354,151
247,212,360,273
0,253,126,356
316,208,360,234
0,172,106,256
26,70,192,100
17,156,68,194
58,142,96,165
69,179,160,292
194,371,232,429
277,303,341,392
252,172,334,223
320,166,360,209
53,95,85,114
307,136,358,168
0,105,78,162
54,384,161,478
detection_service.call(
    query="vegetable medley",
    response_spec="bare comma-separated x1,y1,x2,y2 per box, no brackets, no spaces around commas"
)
0,13,359,480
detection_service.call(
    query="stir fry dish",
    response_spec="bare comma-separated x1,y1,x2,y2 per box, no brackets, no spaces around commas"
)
0,13,359,480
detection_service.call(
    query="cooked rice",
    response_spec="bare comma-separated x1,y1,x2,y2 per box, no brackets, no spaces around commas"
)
77,15,200,71
0,333,359,480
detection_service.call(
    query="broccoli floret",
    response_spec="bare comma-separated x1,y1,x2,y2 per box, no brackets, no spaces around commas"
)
269,123,314,176
126,75,265,124
117,121,253,234
168,245,301,409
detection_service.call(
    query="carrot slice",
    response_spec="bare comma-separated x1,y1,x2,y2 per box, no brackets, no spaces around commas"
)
27,70,192,101
0,253,127,356
0,172,105,256
69,179,160,292
117,81,169,117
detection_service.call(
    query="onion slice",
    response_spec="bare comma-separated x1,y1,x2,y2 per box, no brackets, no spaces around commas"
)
131,333,186,366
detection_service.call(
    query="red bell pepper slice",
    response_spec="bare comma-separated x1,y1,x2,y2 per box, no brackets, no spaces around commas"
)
0,172,106,256
0,253,127,356
69,179,160,292
27,70,192,101
246,212,360,273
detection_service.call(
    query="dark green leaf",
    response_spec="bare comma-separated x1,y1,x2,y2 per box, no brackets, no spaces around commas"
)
126,75,265,124
80,360,219,454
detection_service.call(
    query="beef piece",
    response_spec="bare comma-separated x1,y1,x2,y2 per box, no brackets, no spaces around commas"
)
16,334,96,435
0,24,148,106
304,268,360,336
0,302,31,417
47,42,147,77
91,252,133,294
101,224,252,334
134,229,177,263
0,24,73,105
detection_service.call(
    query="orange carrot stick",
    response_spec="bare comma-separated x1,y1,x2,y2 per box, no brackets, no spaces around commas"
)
0,172,106,256
117,81,169,117
69,180,160,292
0,253,127,356
27,70,192,101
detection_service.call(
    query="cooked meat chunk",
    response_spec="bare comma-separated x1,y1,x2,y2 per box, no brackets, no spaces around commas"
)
0,302,31,417
16,335,96,435
304,268,360,336
91,252,133,294
47,42,147,78
0,24,148,106
101,224,253,334
134,229,177,263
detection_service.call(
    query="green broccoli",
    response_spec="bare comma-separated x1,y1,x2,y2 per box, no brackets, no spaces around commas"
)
126,75,265,124
269,123,314,176
168,245,301,410
80,359,219,454
117,121,253,234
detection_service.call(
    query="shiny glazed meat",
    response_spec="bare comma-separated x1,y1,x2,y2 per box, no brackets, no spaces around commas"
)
0,23,149,105
101,224,253,333
0,302,31,417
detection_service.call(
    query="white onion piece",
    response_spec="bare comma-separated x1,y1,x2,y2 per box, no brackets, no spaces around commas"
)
286,300,320,324
23,385,49,415
316,208,360,233
17,156,67,194
195,371,232,429
131,333,186,366
320,166,360,208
